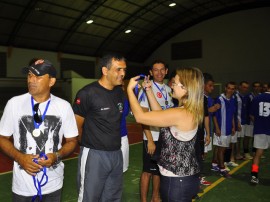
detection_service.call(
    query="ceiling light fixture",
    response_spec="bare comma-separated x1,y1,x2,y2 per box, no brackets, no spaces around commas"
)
125,30,131,34
34,7,42,11
86,20,94,24
169,3,176,7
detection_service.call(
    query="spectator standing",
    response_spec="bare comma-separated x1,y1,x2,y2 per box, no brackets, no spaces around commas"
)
138,60,174,202
73,53,126,202
0,59,78,202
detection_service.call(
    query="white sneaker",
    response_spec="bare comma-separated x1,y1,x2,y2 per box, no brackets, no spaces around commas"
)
225,165,230,171
211,165,220,172
250,176,259,184
200,177,212,186
224,162,232,168
245,153,253,160
220,170,232,178
227,161,239,167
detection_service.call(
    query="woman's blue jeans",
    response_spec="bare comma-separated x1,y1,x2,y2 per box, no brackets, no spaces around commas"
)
160,174,200,202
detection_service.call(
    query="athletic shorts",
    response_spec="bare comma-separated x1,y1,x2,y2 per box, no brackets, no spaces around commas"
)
121,135,129,173
213,133,231,148
245,125,254,137
230,134,237,143
204,136,212,153
196,127,205,155
77,147,123,202
253,134,270,150
143,140,160,175
236,125,248,138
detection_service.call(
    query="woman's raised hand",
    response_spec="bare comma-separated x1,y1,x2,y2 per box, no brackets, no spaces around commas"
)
127,75,141,91
142,75,151,91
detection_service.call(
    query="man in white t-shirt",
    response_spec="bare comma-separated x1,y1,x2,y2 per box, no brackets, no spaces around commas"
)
0,59,78,202
138,60,174,202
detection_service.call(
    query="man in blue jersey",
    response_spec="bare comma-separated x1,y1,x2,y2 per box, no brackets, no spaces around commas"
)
250,83,270,184
213,82,237,178
244,81,262,160
234,81,250,160
261,83,268,93
204,74,223,173
204,73,220,158
197,73,219,186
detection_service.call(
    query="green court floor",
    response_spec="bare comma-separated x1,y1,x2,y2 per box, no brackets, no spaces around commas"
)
1,143,270,201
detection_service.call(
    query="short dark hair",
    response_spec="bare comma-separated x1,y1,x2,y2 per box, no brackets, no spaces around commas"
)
226,81,236,87
252,81,261,87
150,60,167,70
203,73,214,84
99,53,126,70
239,81,249,85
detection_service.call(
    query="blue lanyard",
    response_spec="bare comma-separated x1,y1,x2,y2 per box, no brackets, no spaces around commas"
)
32,152,48,202
31,97,51,129
134,74,147,102
153,81,168,102
135,74,146,95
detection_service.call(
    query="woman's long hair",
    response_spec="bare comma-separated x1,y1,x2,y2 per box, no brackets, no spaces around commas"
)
176,67,204,125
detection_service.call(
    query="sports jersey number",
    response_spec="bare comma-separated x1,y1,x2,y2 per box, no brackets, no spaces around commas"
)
259,102,270,117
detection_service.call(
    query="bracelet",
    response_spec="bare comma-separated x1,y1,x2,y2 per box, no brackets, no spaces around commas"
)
54,152,61,163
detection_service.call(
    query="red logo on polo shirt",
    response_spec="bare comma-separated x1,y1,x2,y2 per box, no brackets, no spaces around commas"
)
76,98,81,104
156,92,162,98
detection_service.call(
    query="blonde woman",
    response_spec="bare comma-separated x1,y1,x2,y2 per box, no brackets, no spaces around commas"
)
127,67,204,202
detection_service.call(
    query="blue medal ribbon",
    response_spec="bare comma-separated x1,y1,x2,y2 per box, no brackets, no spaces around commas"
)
153,81,168,107
32,152,48,202
135,74,146,95
31,97,51,129
134,74,147,102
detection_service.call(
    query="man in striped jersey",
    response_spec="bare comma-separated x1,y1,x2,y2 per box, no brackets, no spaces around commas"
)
234,81,250,160
213,82,237,178
244,81,261,160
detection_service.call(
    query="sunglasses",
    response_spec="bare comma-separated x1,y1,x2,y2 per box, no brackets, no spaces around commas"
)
33,103,42,123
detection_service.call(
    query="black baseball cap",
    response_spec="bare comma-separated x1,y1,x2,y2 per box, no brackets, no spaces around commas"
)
22,59,57,78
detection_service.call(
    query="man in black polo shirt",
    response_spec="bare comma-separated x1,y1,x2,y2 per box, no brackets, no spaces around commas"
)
73,53,127,202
